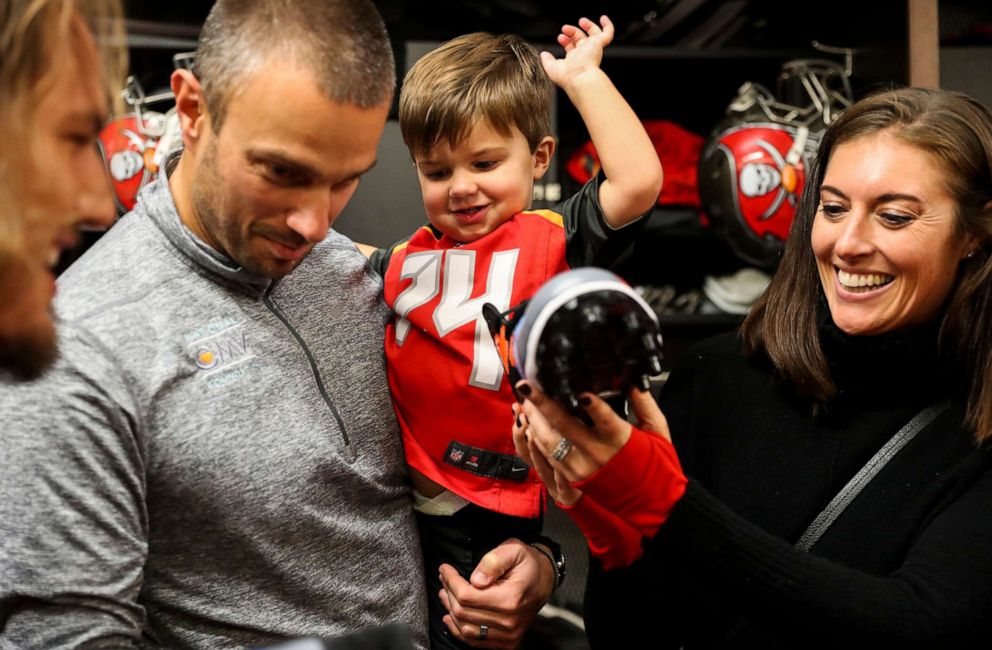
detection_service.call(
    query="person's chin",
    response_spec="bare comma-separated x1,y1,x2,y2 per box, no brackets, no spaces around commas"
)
0,320,59,381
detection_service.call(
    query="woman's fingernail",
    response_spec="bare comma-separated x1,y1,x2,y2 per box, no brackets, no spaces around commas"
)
517,382,532,397
579,395,591,406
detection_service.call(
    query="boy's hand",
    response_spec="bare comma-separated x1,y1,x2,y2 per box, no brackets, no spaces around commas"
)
540,15,614,88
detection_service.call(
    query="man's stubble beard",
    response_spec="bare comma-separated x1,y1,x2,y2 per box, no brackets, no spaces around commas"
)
190,141,300,279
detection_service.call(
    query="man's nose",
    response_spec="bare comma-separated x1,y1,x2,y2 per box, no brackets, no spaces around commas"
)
76,146,117,230
285,190,333,244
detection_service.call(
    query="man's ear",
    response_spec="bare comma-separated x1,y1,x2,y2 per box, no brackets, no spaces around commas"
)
170,69,208,152
532,135,556,181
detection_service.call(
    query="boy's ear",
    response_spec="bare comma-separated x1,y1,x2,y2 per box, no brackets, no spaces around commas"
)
171,68,209,153
532,136,556,180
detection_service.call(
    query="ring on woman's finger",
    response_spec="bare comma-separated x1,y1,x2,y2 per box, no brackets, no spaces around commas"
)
551,437,573,461
478,624,489,640
524,427,532,443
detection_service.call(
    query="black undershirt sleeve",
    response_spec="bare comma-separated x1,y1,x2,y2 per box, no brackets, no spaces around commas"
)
559,171,652,271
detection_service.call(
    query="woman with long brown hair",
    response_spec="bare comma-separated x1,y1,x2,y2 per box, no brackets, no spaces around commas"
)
517,87,992,648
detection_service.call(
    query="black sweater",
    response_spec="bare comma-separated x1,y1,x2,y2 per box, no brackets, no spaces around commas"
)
584,326,992,649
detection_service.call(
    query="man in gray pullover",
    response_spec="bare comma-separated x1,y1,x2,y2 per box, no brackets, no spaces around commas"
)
0,1,554,648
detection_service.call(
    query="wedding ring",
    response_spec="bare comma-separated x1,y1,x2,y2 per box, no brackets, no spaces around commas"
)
479,624,489,640
551,437,573,461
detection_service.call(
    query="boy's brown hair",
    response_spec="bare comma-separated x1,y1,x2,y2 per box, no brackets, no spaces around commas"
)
399,32,554,158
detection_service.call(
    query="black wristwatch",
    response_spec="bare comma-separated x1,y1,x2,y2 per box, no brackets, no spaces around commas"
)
529,535,566,591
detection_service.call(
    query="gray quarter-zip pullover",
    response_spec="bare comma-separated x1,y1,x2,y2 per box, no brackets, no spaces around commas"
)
0,176,427,649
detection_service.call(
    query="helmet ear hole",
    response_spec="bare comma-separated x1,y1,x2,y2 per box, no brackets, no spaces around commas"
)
508,268,663,418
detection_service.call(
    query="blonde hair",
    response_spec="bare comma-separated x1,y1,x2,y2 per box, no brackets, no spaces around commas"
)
0,0,126,269
399,32,553,158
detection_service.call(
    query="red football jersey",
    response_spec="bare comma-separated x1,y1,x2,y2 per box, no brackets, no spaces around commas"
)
383,210,570,517
374,174,644,517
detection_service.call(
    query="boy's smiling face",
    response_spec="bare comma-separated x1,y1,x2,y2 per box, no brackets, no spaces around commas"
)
414,120,553,243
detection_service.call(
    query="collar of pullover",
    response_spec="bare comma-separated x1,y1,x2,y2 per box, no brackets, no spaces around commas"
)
135,173,274,297
816,298,950,407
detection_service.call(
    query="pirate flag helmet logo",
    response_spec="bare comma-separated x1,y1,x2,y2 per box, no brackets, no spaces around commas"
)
97,54,193,215
699,51,853,267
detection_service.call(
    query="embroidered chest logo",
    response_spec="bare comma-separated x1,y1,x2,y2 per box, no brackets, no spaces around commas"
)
184,319,257,386
393,248,519,391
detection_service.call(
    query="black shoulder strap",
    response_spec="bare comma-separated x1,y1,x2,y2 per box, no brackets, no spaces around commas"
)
795,401,951,552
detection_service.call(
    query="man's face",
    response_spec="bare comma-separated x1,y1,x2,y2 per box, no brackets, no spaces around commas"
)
0,15,116,378
185,62,389,278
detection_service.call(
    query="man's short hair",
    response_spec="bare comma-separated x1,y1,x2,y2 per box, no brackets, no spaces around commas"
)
399,32,554,158
195,0,396,132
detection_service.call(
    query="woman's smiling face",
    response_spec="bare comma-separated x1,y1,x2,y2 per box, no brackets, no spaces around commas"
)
812,131,977,336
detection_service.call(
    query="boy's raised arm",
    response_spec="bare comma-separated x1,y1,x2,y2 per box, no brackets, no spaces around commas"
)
541,15,663,228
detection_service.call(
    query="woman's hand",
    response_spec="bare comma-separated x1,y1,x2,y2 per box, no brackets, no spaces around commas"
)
514,381,671,484
512,402,581,505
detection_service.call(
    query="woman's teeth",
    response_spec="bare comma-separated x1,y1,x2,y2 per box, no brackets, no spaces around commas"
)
837,269,894,290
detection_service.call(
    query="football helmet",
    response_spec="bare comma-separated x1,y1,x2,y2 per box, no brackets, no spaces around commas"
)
97,53,193,215
699,52,852,267
484,268,663,415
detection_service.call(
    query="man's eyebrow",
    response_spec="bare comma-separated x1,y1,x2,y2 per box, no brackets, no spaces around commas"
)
247,149,321,177
249,149,378,182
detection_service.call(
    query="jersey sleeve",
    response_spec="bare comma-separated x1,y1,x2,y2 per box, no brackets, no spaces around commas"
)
558,171,653,270
367,246,391,277
557,494,645,570
0,324,148,648
572,426,688,539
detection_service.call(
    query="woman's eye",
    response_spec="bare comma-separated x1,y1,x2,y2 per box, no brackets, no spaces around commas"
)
819,203,845,218
880,212,912,227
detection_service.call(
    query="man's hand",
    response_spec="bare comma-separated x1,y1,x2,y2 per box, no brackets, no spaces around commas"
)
438,538,554,648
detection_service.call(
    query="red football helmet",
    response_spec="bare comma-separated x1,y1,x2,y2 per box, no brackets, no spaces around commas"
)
97,64,187,215
699,53,852,267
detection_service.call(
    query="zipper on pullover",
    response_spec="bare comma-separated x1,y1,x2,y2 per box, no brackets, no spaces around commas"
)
263,283,357,464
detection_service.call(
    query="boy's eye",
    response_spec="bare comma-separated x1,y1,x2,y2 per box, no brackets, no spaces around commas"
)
424,169,450,180
474,160,497,171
